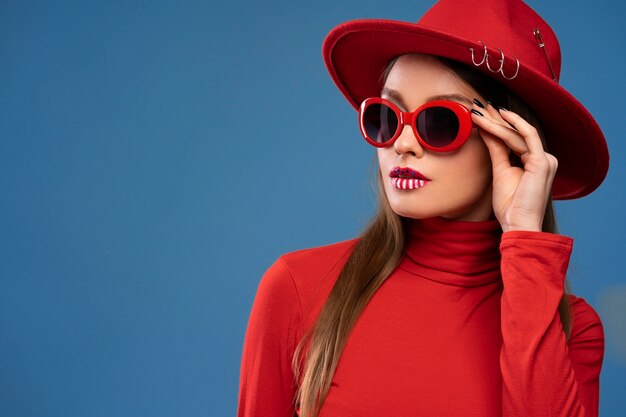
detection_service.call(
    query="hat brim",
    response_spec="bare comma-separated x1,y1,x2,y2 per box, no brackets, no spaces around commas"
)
323,19,609,200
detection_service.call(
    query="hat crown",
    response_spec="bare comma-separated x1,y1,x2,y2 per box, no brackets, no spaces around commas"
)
417,0,561,81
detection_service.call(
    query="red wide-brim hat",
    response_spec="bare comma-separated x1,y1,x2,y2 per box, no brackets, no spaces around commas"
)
322,0,609,200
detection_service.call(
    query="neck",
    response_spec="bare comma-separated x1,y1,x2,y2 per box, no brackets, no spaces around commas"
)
399,216,503,286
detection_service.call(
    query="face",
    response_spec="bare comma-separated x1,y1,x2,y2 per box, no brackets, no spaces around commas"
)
377,54,494,221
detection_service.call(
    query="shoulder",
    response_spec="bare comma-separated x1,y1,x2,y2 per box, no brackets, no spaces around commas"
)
267,237,360,316
278,237,359,275
567,293,605,345
565,293,605,377
260,237,359,289
257,237,359,301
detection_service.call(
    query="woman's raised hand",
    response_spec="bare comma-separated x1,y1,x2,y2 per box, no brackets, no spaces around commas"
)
470,100,558,233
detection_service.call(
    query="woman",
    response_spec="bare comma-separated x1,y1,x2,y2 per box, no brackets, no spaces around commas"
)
237,1,608,416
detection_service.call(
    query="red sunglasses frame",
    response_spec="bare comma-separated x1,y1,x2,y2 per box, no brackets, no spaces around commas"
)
358,97,476,152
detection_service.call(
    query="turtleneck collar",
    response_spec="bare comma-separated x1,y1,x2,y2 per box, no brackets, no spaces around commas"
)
398,216,503,287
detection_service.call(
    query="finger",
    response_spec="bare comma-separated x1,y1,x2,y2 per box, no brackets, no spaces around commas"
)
546,153,558,173
485,101,513,128
471,100,527,153
498,108,545,155
544,152,559,184
473,98,513,130
477,127,512,172
471,110,529,155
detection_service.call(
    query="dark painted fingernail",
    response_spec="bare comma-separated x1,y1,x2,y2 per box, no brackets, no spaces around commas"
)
473,98,485,108
486,100,493,107
498,106,508,112
471,109,483,116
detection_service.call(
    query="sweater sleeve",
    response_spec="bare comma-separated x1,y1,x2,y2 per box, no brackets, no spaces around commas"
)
237,257,302,417
499,231,605,417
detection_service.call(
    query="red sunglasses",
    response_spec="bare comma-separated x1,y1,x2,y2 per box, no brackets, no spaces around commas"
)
359,97,475,152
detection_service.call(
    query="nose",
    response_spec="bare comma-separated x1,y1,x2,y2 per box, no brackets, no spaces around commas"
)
393,123,425,158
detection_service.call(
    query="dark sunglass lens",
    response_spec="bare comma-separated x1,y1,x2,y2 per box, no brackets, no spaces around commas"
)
363,103,398,144
417,107,460,148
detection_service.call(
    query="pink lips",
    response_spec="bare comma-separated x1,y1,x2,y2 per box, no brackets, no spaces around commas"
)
389,166,431,190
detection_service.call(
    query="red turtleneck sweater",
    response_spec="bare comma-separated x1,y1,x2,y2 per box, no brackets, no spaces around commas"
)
237,217,604,417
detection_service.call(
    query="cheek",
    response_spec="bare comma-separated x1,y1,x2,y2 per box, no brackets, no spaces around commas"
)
377,148,391,173
377,149,396,194
448,138,492,186
473,139,493,180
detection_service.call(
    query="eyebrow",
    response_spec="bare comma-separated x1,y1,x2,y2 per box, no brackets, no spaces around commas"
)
381,87,473,110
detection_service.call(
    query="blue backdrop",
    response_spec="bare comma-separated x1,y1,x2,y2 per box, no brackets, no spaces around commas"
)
1,1,624,416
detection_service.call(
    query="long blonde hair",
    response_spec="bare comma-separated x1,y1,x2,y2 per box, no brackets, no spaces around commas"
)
292,53,573,417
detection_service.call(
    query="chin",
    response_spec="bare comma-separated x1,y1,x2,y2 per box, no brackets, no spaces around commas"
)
387,202,441,220
387,196,491,222
382,177,493,220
